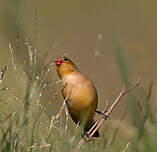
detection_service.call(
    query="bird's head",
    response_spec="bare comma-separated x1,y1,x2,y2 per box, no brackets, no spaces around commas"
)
55,56,78,78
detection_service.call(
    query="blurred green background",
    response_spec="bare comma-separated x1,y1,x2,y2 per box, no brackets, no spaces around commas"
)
0,1,156,151
1,1,156,108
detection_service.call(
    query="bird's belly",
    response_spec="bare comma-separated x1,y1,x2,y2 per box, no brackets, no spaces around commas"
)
61,74,98,126
62,85,97,125
67,101,96,126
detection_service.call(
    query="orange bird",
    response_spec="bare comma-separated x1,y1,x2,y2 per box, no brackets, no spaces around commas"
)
55,56,99,137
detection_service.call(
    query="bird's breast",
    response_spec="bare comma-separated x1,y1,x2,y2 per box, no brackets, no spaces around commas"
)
62,73,98,113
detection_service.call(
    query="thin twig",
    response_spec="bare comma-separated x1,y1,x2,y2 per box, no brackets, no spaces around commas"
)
64,106,69,132
87,99,109,137
8,43,17,70
90,77,141,138
70,122,80,143
121,142,130,152
147,80,153,100
72,77,141,152
47,80,62,88
0,65,8,83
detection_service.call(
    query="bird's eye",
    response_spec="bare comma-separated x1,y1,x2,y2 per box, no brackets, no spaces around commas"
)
64,58,68,62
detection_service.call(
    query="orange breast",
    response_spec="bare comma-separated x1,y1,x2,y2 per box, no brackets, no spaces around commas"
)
62,72,98,126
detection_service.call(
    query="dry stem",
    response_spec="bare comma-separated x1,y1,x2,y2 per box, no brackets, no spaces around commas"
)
72,77,141,152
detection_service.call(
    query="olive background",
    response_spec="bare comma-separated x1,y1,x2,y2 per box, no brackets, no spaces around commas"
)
0,0,156,136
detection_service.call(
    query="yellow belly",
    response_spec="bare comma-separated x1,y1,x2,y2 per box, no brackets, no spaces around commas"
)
67,100,96,126
62,78,98,126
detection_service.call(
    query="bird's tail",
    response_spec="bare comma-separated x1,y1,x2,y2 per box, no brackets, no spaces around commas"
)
84,119,100,137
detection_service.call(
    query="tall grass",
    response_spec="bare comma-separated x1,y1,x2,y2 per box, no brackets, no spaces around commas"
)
113,41,156,152
0,40,156,152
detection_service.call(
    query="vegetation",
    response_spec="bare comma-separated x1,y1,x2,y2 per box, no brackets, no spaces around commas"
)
0,40,156,152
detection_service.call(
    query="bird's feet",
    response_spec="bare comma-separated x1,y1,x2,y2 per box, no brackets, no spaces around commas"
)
95,110,110,120
82,131,99,142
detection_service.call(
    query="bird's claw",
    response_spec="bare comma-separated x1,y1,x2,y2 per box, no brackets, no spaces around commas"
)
95,110,110,120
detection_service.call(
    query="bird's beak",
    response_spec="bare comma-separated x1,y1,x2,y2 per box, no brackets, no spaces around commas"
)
55,58,63,66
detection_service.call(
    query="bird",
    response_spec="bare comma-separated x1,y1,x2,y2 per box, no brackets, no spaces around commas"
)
55,56,99,137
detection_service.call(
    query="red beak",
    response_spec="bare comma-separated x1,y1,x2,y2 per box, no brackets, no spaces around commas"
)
55,58,63,66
